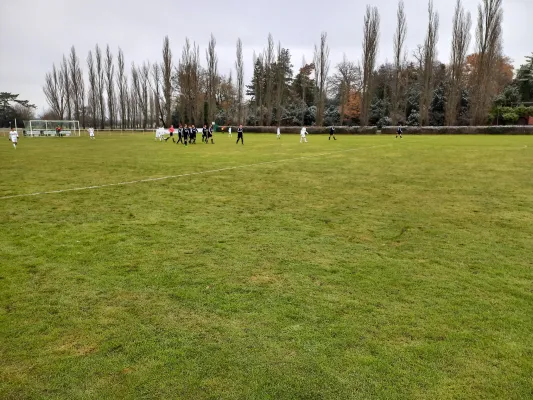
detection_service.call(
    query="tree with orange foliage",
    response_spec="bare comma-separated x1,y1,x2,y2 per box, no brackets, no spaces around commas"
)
344,90,362,123
465,53,513,95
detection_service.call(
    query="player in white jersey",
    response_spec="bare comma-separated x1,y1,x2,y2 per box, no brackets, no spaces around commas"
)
155,127,164,142
300,127,308,143
9,127,18,149
228,127,232,137
277,126,281,139
88,128,95,139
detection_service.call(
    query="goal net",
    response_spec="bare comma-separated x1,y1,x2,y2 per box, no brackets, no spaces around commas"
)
24,120,81,137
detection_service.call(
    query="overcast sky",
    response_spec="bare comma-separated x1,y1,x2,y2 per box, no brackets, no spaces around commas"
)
1,0,531,114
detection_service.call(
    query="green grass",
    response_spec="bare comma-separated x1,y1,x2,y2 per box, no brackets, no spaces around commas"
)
1,133,532,399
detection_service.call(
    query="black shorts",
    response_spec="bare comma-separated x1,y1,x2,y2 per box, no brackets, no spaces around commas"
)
169,132,174,136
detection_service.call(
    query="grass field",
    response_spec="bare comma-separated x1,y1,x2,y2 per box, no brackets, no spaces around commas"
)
1,133,532,399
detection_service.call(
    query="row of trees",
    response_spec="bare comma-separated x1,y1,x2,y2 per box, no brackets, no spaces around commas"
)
40,0,530,128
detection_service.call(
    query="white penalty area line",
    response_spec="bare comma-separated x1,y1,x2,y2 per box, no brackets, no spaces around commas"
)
0,144,391,200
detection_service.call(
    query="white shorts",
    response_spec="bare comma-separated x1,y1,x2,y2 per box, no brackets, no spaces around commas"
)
12,138,18,143
89,133,94,137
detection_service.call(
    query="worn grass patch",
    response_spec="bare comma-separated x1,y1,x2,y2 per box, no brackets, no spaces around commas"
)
1,134,532,399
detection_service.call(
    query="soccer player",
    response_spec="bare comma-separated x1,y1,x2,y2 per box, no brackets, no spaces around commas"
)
300,127,308,143
277,126,281,139
396,126,403,139
176,124,183,144
56,125,62,138
329,126,337,140
228,126,232,137
236,124,244,145
165,125,175,142
9,127,18,149
202,125,208,143
191,125,197,144
88,127,95,139
207,123,214,144
183,124,190,146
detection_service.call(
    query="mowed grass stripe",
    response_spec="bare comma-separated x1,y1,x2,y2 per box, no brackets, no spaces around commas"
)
0,143,393,200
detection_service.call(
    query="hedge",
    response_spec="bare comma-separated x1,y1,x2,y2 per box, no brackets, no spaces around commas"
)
222,126,378,134
381,126,533,134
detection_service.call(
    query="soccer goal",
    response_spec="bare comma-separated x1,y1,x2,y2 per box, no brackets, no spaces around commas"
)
24,120,81,137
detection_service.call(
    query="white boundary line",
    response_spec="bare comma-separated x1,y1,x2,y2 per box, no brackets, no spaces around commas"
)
0,144,391,200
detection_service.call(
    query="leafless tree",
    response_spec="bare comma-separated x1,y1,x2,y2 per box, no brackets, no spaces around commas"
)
446,0,471,125
140,62,150,127
95,44,106,129
43,64,65,119
419,0,439,126
206,34,218,123
275,42,284,126
471,0,503,125
87,50,98,127
235,38,244,124
177,38,202,124
131,62,150,128
330,54,359,125
117,48,128,129
150,62,165,125
314,32,330,126
61,55,72,120
361,6,380,126
162,36,173,127
105,45,116,129
68,46,83,123
392,0,407,124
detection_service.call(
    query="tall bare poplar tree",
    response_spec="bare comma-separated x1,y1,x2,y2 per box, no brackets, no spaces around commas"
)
140,62,150,128
206,34,218,123
162,36,173,127
150,63,164,125
43,64,65,119
177,38,201,124
446,0,471,126
314,32,330,126
392,0,407,124
471,0,503,125
105,45,116,129
87,51,98,127
361,6,380,126
117,48,128,129
235,38,244,123
419,0,439,126
68,46,83,122
95,44,106,128
61,55,72,120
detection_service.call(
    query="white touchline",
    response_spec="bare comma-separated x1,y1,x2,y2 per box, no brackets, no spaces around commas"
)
0,144,391,200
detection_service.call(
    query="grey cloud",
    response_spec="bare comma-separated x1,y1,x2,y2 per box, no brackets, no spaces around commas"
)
1,0,530,111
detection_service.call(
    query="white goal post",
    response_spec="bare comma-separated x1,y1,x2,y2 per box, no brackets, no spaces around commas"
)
24,120,81,137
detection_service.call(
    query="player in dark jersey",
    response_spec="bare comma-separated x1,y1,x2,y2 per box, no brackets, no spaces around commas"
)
207,123,214,144
396,126,403,139
176,124,183,144
329,126,337,140
201,125,207,143
191,125,197,144
236,125,244,145
183,124,190,146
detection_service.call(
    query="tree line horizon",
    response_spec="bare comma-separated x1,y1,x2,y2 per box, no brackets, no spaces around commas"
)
25,0,532,129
